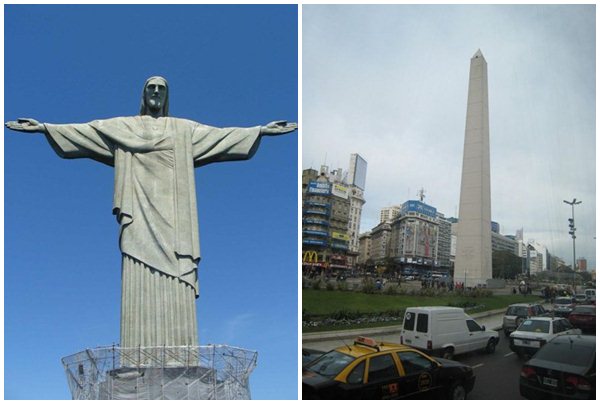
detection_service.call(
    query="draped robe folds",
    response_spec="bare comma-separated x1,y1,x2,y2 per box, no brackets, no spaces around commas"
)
44,116,262,347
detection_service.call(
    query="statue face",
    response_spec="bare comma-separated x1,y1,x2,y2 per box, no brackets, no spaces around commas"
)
144,78,167,113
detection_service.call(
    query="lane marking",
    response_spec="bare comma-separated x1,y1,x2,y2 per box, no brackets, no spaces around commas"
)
472,363,484,369
504,352,515,357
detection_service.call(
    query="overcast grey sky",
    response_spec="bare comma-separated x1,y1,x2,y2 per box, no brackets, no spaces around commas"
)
302,5,596,269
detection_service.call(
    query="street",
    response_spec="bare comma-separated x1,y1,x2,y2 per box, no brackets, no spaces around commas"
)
303,311,595,400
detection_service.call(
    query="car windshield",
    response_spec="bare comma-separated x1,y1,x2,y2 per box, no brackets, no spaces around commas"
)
517,319,550,333
305,350,355,378
534,338,595,367
572,306,595,314
555,298,572,305
506,306,528,316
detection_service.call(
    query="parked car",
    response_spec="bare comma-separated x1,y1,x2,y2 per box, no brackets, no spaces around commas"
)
553,297,576,317
573,294,589,304
400,307,498,359
567,305,596,333
302,336,476,400
509,317,581,357
584,289,596,304
502,303,547,336
520,334,595,399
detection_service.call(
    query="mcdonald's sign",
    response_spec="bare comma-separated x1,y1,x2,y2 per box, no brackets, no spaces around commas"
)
303,250,319,263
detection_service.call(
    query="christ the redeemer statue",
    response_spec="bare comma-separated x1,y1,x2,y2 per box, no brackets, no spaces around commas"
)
6,76,297,349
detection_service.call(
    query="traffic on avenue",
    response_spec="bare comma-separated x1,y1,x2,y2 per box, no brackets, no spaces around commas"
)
303,298,596,400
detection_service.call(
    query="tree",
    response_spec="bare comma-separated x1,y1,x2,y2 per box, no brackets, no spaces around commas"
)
492,250,524,279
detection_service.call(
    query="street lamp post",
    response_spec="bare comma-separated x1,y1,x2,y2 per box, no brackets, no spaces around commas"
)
563,198,582,293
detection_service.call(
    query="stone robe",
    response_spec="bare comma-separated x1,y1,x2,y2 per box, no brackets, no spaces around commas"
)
44,116,261,347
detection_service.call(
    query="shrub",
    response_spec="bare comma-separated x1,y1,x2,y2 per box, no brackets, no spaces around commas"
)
311,280,322,290
325,281,335,291
361,278,376,294
337,281,348,291
384,284,398,295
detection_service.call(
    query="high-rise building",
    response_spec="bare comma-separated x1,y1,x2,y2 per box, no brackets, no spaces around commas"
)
380,206,401,223
348,153,367,190
454,49,492,287
301,168,351,273
347,154,367,255
577,257,587,272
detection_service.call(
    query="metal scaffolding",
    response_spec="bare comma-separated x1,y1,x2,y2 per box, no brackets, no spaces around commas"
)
62,345,257,400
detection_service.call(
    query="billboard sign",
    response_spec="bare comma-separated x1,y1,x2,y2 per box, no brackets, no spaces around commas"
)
307,180,331,195
331,183,349,199
401,200,437,218
332,232,350,241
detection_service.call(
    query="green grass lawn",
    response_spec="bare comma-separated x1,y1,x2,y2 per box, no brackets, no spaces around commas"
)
302,289,541,332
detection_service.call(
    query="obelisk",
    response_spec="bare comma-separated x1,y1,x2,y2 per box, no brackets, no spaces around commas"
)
454,49,492,287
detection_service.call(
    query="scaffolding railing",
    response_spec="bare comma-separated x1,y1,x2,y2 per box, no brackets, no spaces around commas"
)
61,345,257,400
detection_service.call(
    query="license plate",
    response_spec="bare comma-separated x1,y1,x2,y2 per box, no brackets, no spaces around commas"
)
514,339,540,347
543,377,558,387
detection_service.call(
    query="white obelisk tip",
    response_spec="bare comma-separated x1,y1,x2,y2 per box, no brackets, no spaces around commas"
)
472,49,485,59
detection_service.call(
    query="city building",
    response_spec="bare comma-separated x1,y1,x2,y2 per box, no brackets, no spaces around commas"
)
358,231,372,265
387,200,442,270
492,232,518,255
301,165,354,274
380,205,401,223
346,154,368,256
577,257,587,272
436,213,452,269
369,222,391,262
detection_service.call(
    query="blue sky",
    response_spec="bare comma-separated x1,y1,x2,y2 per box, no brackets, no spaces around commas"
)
4,4,298,399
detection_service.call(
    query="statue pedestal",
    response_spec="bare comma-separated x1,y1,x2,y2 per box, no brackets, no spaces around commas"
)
61,345,257,400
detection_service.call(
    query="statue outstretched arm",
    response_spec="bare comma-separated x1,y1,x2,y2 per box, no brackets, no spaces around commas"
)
259,120,298,136
5,118,47,134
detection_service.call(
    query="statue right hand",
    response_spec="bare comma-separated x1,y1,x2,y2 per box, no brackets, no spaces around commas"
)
5,118,45,133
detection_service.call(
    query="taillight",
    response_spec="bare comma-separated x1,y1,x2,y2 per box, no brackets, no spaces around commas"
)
565,375,592,391
427,340,432,350
520,366,536,378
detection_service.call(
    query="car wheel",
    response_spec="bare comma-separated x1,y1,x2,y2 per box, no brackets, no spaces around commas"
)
485,338,496,354
448,382,467,400
443,347,454,360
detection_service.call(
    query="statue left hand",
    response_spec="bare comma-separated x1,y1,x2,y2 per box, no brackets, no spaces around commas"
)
260,120,298,136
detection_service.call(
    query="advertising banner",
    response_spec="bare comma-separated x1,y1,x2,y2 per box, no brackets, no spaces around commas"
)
401,200,437,218
332,231,350,241
307,180,331,195
331,183,349,199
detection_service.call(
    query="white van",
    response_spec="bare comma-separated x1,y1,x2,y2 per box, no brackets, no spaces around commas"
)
400,307,499,359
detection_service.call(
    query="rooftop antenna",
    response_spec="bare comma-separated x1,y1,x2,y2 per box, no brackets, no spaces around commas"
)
418,187,426,202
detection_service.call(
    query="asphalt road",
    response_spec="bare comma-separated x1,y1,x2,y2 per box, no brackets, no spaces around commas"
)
452,331,525,400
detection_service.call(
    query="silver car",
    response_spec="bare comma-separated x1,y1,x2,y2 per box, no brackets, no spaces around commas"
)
502,303,547,336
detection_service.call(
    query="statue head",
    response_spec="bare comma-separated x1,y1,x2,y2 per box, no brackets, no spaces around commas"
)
140,76,169,117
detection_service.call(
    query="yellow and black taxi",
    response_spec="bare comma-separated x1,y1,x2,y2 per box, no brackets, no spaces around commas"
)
303,337,475,400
